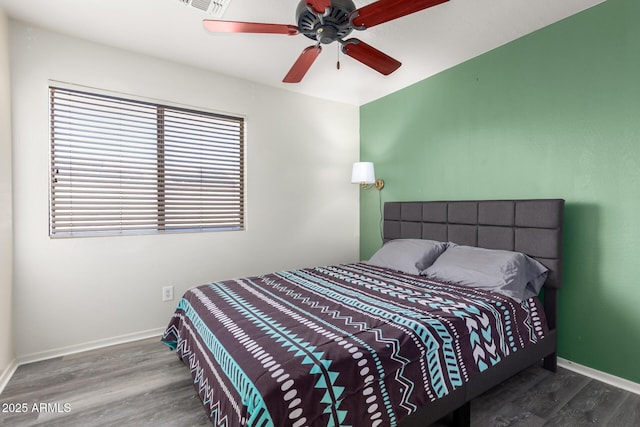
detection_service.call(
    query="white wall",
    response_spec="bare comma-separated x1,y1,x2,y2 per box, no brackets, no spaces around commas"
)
9,20,360,360
0,9,15,380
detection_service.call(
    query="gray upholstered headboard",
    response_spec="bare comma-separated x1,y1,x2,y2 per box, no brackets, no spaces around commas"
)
383,199,565,291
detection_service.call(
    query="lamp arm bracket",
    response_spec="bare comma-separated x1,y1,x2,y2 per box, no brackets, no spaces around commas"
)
360,179,384,190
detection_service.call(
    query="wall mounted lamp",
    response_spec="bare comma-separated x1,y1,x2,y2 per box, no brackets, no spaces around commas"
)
351,162,384,190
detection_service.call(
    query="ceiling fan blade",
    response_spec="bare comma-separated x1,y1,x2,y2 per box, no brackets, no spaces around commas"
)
306,0,332,14
283,45,322,83
203,20,299,35
351,0,449,29
341,39,401,75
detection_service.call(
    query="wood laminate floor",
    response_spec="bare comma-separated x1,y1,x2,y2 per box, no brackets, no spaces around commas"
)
1,337,638,426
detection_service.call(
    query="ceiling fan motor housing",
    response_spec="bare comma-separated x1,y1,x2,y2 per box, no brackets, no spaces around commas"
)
296,0,356,44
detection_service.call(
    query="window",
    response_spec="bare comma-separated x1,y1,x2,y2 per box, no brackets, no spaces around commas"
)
49,86,244,237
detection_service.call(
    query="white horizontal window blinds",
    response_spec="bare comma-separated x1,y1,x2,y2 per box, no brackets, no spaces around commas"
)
49,86,244,237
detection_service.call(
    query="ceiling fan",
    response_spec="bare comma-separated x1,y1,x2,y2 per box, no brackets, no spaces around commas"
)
203,0,449,83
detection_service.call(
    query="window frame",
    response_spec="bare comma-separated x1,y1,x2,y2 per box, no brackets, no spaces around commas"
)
48,83,246,238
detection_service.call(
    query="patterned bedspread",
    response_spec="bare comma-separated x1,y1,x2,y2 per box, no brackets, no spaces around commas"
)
161,263,547,427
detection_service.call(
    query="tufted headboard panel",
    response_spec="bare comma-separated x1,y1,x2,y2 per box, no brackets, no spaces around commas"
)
383,199,565,290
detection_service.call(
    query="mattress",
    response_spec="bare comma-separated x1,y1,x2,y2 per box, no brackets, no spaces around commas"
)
161,263,548,427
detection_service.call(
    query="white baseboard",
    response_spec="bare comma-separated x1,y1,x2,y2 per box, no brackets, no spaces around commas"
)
17,327,165,366
0,358,19,395
558,358,640,396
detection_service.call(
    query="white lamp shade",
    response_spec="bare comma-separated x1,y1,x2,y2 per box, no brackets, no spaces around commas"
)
351,162,376,184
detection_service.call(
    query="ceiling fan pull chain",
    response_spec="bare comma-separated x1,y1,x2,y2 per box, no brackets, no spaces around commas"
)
337,45,341,70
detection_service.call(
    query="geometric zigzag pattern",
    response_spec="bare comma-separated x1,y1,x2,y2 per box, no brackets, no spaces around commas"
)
161,263,547,427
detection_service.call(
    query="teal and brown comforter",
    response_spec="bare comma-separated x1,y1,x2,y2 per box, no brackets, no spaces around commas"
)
162,263,547,427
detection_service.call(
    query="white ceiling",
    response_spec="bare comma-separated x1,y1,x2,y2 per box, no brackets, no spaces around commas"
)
0,0,604,106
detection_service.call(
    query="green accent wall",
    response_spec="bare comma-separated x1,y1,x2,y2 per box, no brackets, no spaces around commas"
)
359,0,640,384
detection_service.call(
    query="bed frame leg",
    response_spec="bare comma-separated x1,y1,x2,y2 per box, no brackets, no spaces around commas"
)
452,402,470,427
543,353,558,373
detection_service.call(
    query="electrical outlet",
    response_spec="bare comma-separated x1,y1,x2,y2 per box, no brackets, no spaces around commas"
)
162,286,174,302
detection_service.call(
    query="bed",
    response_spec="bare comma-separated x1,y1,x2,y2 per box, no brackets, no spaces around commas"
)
161,199,564,427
